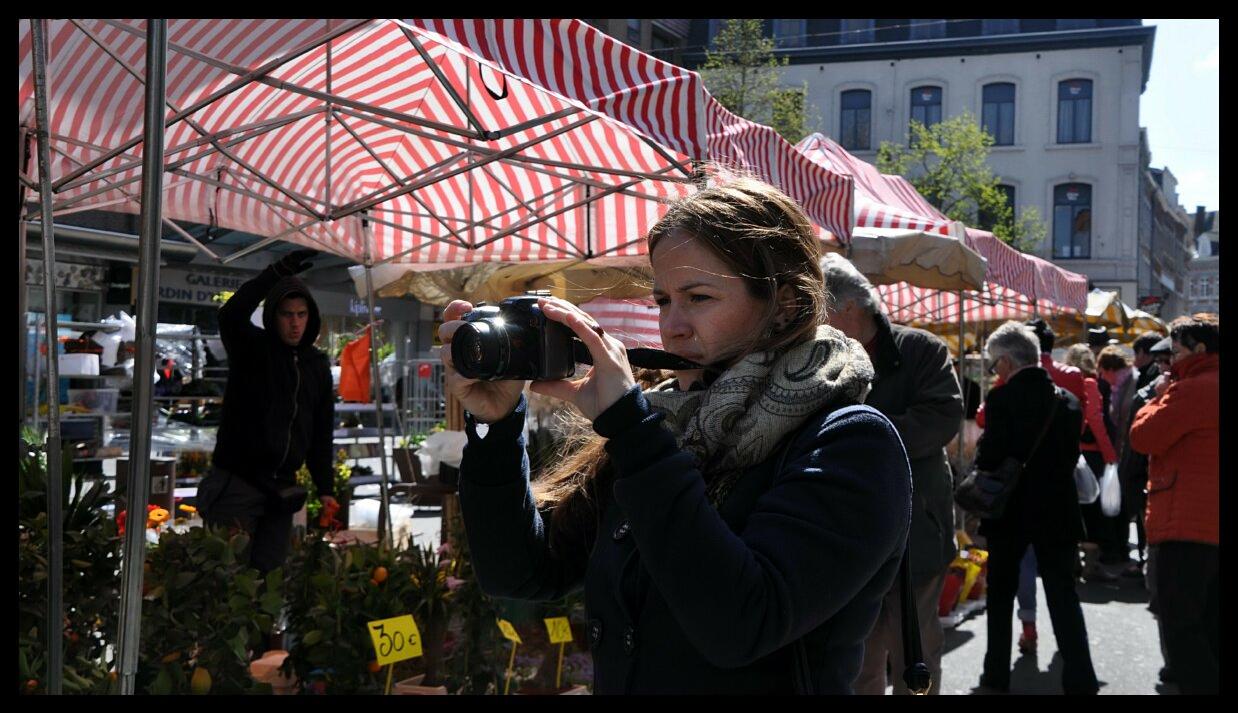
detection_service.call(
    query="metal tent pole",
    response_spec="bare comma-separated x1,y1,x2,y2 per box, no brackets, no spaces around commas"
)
957,290,966,468
30,18,65,695
116,19,167,696
362,215,394,548
19,127,31,430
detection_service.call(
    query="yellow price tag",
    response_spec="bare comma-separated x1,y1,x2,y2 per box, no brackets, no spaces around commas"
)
497,619,522,644
544,617,573,644
366,615,423,666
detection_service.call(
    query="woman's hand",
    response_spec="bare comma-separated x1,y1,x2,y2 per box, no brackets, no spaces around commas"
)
438,300,527,423
528,297,636,423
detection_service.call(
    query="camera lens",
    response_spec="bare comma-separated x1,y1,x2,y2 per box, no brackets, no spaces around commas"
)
452,322,505,379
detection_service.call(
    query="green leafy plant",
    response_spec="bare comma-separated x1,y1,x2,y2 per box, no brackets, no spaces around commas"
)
282,537,428,693
136,526,281,694
296,450,352,521
18,429,121,695
700,19,820,143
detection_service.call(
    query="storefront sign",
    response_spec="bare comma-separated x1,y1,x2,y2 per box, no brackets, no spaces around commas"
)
25,259,105,289
158,268,247,306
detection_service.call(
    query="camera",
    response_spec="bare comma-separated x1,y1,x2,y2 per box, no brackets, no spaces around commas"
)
451,294,576,381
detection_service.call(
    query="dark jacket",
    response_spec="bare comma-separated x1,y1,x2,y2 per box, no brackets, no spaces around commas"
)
976,366,1085,543
458,387,912,694
211,266,335,496
864,314,962,582
1118,380,1157,501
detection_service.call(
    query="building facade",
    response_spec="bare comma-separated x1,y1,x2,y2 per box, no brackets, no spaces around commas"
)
1188,209,1220,315
676,20,1156,307
1139,163,1195,319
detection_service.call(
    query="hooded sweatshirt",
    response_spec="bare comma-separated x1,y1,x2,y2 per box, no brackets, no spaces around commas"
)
211,265,336,496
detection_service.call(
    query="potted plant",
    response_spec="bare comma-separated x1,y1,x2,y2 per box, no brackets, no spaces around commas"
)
297,449,352,531
392,541,461,692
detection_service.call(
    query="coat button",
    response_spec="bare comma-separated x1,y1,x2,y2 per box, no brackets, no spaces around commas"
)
588,619,603,647
613,520,631,541
623,625,636,655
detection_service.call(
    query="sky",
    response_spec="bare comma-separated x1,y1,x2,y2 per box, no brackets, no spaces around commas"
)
1141,19,1219,213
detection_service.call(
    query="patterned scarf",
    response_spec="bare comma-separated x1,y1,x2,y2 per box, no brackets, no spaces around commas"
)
643,324,875,507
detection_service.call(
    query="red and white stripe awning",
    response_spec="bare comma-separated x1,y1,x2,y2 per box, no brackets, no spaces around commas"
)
795,133,955,236
19,19,703,266
878,281,1059,327
581,296,662,349
412,20,856,245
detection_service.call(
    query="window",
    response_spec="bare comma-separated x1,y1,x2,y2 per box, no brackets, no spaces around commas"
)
840,89,872,151
982,82,1016,145
981,19,1019,35
651,29,676,57
908,19,946,40
979,184,1016,231
626,19,642,45
910,86,943,131
840,19,875,44
1057,79,1093,144
772,19,806,48
1053,183,1092,258
707,19,723,48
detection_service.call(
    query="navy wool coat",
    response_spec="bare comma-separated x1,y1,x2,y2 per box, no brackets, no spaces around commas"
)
458,386,912,694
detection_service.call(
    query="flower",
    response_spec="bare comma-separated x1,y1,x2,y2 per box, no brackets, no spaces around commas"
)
146,508,171,528
178,504,197,514
445,576,465,592
436,542,452,559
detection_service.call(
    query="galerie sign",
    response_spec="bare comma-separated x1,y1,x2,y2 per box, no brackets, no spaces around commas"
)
157,268,247,306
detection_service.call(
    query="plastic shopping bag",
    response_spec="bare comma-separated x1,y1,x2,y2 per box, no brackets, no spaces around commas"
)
1075,455,1100,504
1100,463,1121,517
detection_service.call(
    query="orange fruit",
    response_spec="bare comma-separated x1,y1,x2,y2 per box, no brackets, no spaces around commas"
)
371,566,388,584
367,660,382,673
190,666,212,694
25,679,37,692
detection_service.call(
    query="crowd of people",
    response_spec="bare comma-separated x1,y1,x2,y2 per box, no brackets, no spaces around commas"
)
188,174,1209,696
425,175,1218,695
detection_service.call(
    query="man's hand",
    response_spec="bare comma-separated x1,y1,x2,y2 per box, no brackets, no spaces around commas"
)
272,249,318,276
1151,374,1170,398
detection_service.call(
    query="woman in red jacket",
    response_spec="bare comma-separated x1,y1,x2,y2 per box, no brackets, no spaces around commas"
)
1062,345,1120,581
1128,314,1218,695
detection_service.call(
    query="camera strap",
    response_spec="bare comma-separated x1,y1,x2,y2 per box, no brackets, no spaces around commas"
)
571,339,704,372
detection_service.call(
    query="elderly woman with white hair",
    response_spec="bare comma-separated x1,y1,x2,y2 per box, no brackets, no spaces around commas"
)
974,322,1099,695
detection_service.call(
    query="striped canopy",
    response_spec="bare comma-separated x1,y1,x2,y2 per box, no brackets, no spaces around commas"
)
411,20,856,244
796,133,956,236
19,19,704,266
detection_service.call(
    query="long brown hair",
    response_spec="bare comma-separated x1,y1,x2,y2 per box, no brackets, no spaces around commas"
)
531,176,828,556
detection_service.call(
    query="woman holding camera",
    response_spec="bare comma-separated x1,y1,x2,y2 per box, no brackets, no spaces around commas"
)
440,178,912,694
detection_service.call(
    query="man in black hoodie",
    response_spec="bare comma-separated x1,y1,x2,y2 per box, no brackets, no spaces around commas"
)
197,249,336,574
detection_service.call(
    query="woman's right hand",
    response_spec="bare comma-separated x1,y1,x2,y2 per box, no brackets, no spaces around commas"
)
438,300,527,423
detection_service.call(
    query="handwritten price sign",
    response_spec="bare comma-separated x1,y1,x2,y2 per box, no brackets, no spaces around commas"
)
497,619,522,644
367,615,423,666
544,617,573,644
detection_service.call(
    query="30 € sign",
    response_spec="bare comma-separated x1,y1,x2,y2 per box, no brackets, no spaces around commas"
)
367,615,423,666
544,617,573,644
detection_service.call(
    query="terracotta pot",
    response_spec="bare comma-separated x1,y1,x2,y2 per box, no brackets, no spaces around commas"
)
393,673,448,695
516,684,589,695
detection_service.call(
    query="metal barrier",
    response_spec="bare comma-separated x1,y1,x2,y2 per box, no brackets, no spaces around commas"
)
402,358,446,436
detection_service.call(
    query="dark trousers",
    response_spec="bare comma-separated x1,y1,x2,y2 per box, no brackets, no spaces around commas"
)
1151,542,1219,694
196,467,293,575
983,535,1099,694
1079,451,1126,558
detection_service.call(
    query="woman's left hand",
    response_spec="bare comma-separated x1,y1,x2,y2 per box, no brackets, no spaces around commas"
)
527,297,636,422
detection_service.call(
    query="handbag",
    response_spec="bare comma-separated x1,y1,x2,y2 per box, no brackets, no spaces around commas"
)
954,392,1060,519
1074,455,1100,504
